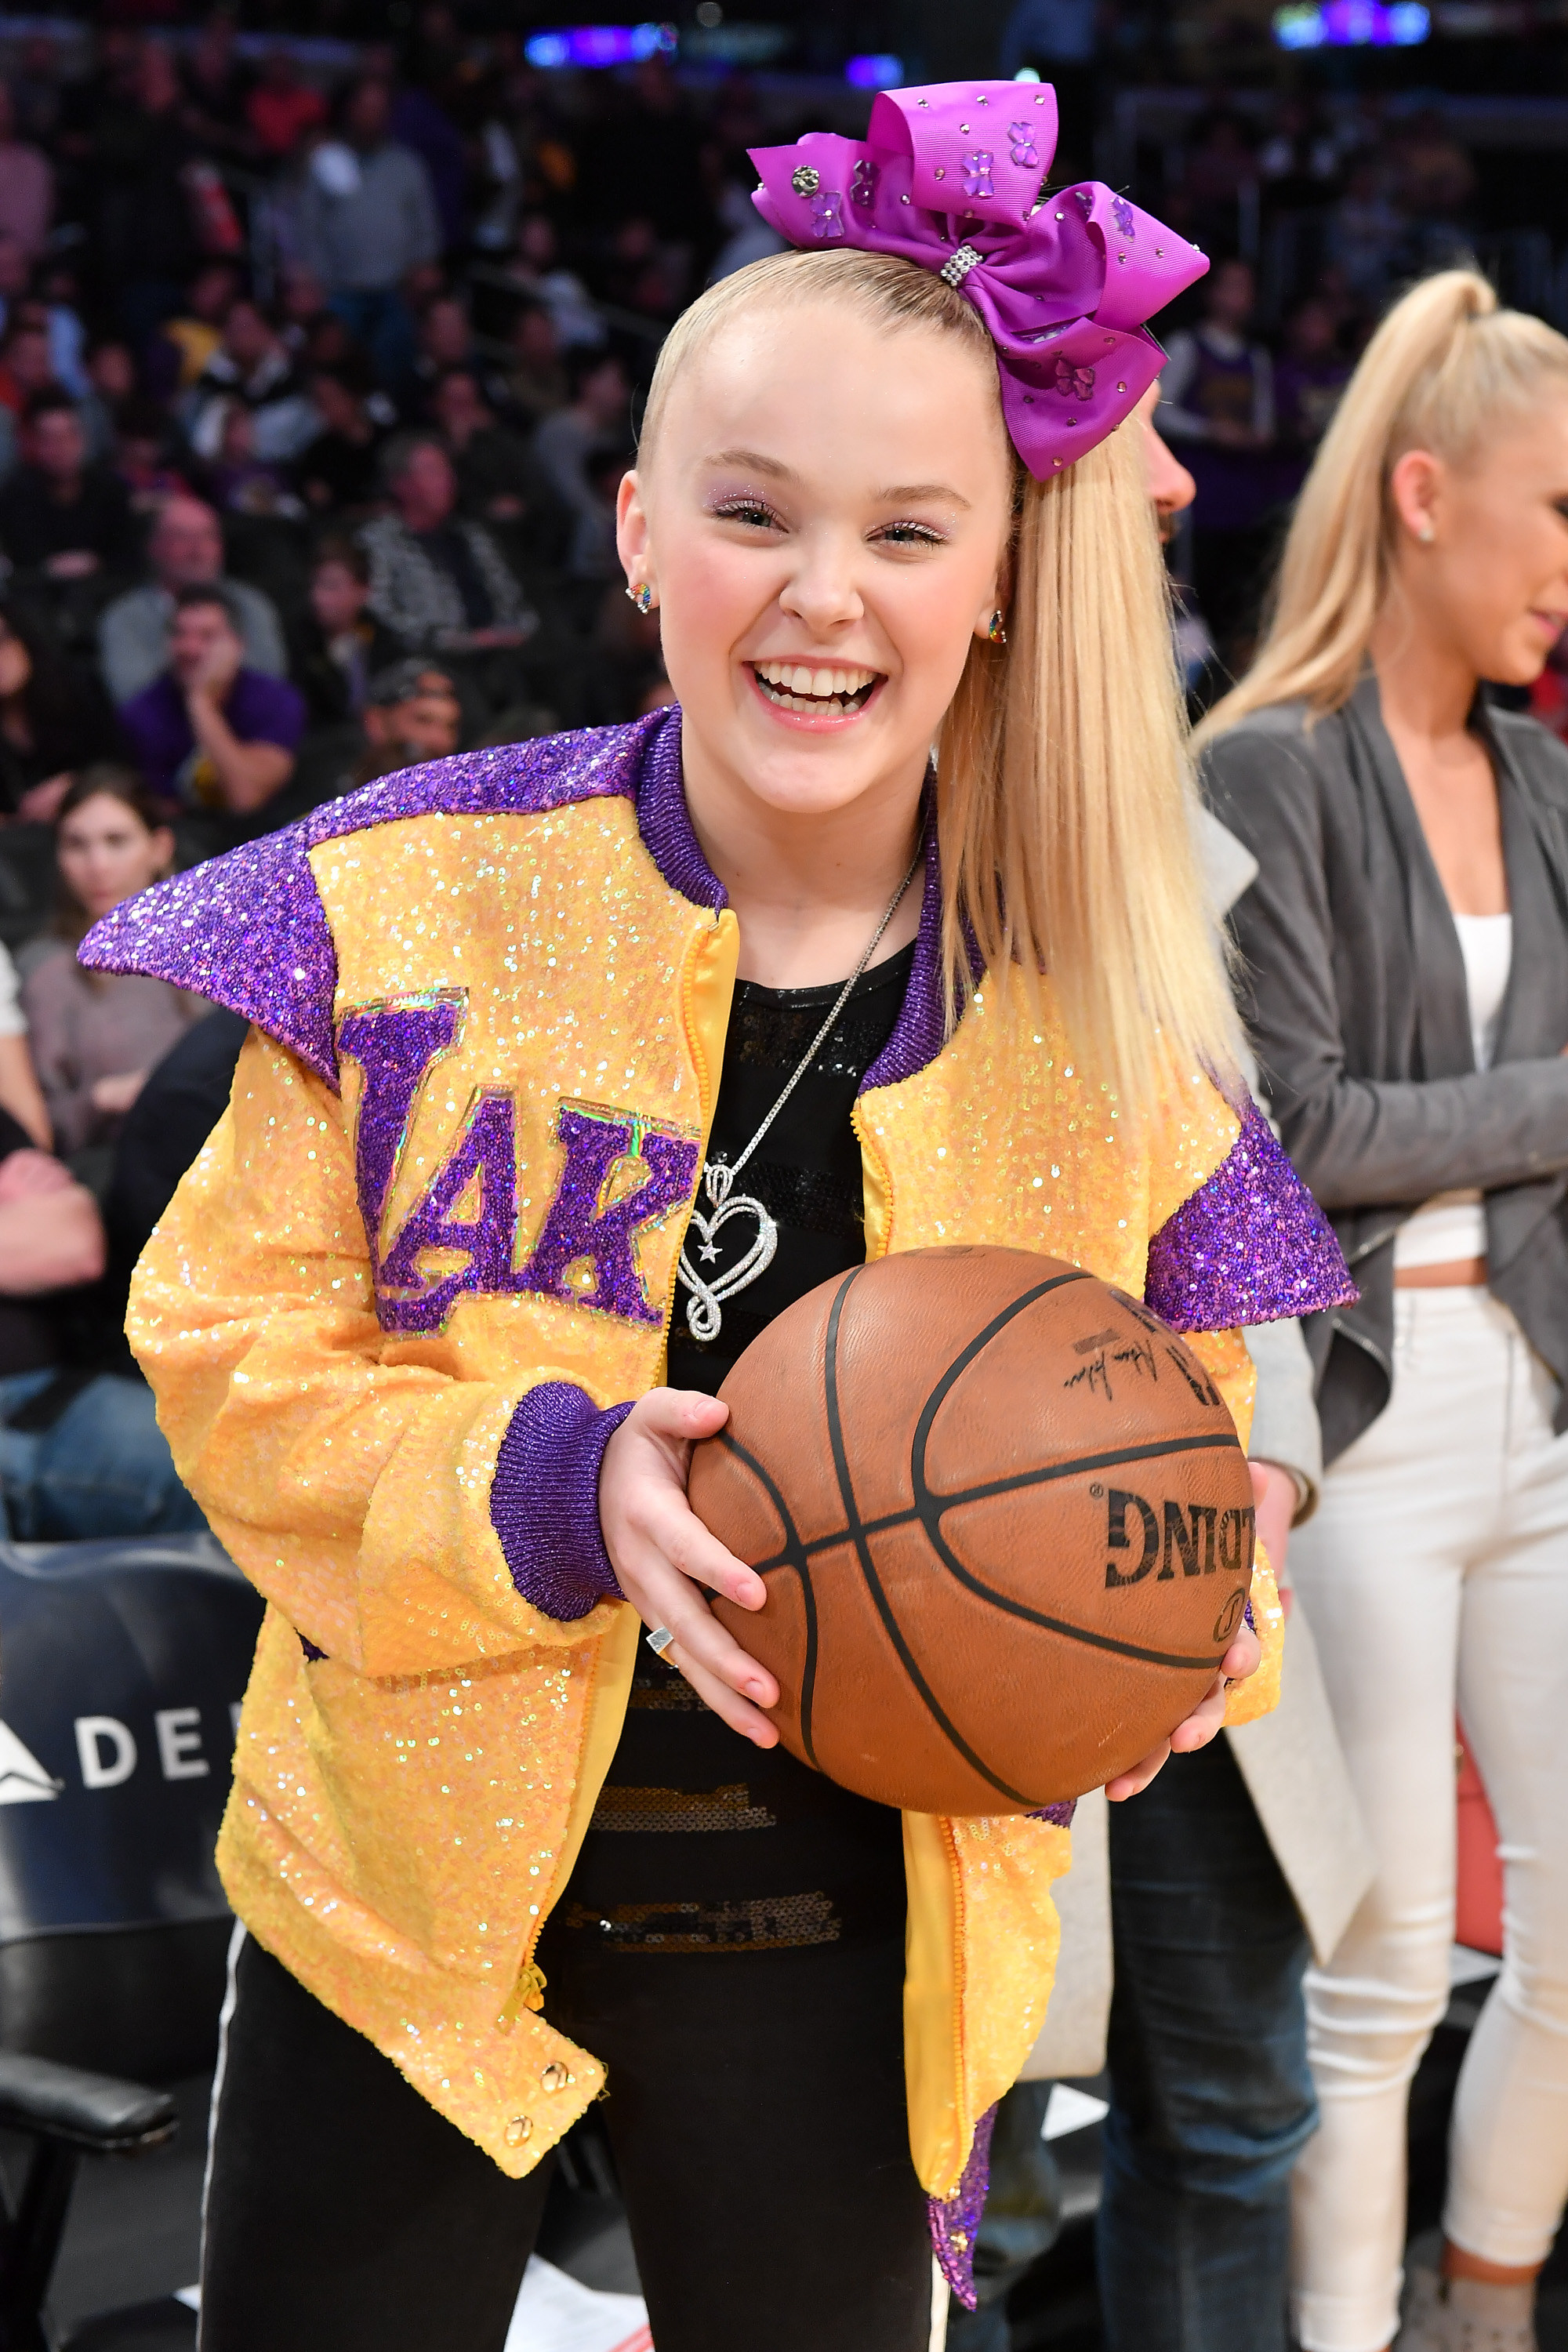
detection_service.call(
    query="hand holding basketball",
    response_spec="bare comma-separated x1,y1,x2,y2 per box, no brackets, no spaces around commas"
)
598,1388,780,1747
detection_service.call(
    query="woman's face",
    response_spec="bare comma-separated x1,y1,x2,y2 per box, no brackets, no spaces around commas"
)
1391,392,1568,685
619,298,1011,827
58,793,172,921
0,618,31,701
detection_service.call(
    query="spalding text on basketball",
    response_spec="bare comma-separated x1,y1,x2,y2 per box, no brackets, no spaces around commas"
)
1103,1486,1255,1588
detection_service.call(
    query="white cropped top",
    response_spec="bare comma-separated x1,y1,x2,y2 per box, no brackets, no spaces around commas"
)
1393,911,1512,1270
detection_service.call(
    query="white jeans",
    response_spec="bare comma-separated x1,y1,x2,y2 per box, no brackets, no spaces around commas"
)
1289,1287,1568,2352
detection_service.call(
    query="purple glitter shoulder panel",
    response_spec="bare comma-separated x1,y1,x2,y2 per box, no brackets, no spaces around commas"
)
1144,1100,1356,1334
77,710,682,1091
78,827,340,1084
929,2100,997,2310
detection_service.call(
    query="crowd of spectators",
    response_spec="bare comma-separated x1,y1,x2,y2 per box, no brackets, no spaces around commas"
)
0,10,1521,1551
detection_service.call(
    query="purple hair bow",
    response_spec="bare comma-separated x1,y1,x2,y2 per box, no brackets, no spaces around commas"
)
750,80,1209,480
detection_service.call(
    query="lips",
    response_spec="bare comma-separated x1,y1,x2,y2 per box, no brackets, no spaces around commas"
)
751,659,882,715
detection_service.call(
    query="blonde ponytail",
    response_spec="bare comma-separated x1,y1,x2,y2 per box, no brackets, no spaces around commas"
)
642,247,1240,1122
1197,270,1568,745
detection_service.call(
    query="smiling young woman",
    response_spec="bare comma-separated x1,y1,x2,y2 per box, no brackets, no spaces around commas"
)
1199,271,1568,2352
81,83,1349,2352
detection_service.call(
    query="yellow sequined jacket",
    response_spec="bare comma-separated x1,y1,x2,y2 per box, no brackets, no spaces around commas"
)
80,709,1352,2235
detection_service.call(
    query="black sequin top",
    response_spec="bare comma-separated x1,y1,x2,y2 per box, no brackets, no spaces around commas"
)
554,946,916,1958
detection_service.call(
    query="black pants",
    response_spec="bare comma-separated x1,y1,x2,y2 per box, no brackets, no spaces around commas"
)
200,1923,934,2352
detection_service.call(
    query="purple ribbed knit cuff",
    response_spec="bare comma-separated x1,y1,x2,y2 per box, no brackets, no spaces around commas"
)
490,1383,633,1621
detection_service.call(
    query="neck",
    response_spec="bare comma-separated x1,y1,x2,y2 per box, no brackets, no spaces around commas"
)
1368,584,1479,745
681,729,926,989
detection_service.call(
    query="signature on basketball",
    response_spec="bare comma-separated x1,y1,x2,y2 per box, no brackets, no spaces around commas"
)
1064,1326,1159,1402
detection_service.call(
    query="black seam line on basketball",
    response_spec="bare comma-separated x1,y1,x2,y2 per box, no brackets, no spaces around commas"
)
742,1430,1246,1570
822,1268,1034,1809
709,1428,822,1772
909,1294,1235,1673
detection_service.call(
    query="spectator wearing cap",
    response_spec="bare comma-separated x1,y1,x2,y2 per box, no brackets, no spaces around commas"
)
289,539,405,728
97,493,287,705
359,430,535,655
352,656,461,785
0,388,138,580
117,583,304,816
296,77,441,387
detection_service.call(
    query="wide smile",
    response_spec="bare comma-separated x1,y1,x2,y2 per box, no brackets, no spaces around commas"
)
748,659,885,725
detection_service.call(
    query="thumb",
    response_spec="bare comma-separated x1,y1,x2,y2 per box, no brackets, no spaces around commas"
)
637,1385,730,1443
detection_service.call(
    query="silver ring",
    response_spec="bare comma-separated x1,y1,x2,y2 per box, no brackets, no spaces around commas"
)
645,1626,675,1657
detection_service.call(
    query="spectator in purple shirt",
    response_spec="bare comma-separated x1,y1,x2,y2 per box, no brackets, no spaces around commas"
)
117,583,304,817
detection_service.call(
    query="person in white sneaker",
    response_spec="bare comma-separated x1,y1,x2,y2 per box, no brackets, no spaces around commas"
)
1200,269,1568,2352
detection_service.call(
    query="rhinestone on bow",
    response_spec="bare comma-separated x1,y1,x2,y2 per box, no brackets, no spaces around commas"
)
1007,122,1039,169
1112,194,1135,237
851,158,879,212
791,163,820,196
1052,357,1095,401
939,242,984,289
810,188,846,239
961,151,995,199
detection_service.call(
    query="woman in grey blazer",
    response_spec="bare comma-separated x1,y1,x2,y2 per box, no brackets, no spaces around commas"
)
1201,272,1568,2352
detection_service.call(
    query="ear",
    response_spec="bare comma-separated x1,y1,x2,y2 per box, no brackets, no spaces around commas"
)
1388,447,1444,547
974,549,1014,641
616,467,656,604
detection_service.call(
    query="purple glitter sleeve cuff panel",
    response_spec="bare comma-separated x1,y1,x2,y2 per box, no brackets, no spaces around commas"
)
489,1383,633,1622
1144,1100,1356,1334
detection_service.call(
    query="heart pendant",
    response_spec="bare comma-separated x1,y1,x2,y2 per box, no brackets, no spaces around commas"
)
677,1180,778,1342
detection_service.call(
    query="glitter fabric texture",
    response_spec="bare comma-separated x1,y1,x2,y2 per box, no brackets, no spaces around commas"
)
1145,1100,1356,1332
518,1106,699,1323
491,1382,630,1620
930,2100,999,2308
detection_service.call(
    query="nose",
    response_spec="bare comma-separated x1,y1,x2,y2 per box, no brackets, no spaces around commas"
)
778,525,866,639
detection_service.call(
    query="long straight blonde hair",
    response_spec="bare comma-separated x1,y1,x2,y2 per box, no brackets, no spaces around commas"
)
1197,270,1568,746
641,247,1239,1123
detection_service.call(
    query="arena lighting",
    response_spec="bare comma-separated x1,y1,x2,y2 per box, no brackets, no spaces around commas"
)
522,22,677,67
1273,1,1430,42
845,53,904,88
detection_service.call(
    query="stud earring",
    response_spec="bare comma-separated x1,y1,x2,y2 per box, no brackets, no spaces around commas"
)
626,581,655,614
987,608,1007,645
1417,521,1436,544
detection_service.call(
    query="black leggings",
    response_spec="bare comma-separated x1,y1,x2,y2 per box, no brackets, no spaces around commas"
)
199,1925,936,2352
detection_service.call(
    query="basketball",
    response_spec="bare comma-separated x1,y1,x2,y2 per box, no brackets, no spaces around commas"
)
692,1247,1255,1815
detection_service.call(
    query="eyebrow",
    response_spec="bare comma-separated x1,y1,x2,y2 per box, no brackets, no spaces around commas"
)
701,449,972,509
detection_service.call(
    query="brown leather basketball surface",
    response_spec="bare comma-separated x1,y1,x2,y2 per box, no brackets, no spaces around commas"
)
694,1247,1254,1814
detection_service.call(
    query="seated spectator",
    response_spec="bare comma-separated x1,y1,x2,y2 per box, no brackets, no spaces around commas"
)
0,597,119,822
289,537,404,726
0,1110,205,1542
352,656,462,785
403,291,474,416
360,431,536,655
297,75,441,387
149,260,243,397
0,310,53,474
20,766,203,1152
0,388,139,579
430,366,538,525
0,233,28,341
1272,295,1352,476
503,212,604,351
296,364,385,514
98,493,287,705
534,348,634,579
201,397,304,520
245,45,327,162
1327,153,1406,308
114,397,194,517
117,583,304,817
83,336,138,456
503,299,567,427
1157,256,1276,666
0,937,46,1143
186,296,316,467
33,256,90,403
1257,95,1342,212
0,82,51,263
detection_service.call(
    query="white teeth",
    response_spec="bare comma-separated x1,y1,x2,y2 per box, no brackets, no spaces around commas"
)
811,667,834,697
752,660,879,712
791,665,815,694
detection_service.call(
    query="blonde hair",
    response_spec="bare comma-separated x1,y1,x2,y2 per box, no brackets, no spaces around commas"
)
1198,270,1568,744
641,248,1239,1121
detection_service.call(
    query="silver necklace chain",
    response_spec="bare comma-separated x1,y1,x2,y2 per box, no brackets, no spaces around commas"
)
677,848,922,1344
